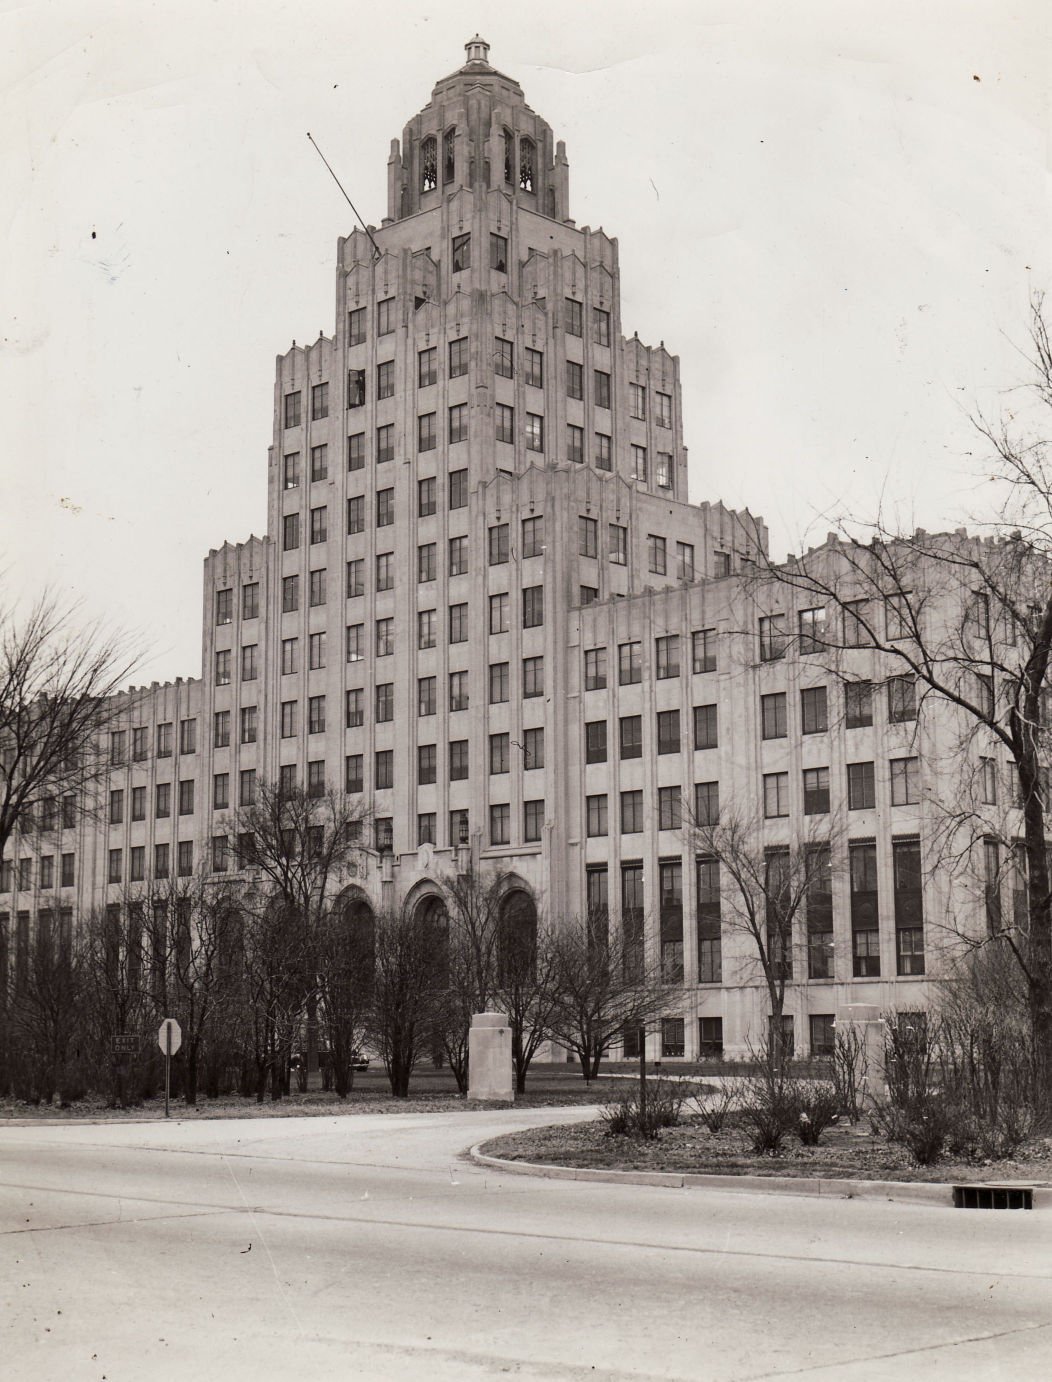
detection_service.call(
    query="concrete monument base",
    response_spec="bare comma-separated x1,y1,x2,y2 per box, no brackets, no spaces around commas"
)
468,1011,514,1102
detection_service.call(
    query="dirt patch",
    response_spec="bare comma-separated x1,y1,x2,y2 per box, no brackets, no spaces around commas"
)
480,1115,1052,1185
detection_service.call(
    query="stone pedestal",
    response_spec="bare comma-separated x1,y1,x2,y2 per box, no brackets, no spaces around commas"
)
468,1012,514,1102
836,1004,887,1105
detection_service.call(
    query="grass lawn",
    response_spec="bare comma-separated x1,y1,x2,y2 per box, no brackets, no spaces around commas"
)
0,1062,625,1121
481,1111,1052,1185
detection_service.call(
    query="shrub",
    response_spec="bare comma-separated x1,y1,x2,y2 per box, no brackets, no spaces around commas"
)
793,1081,840,1146
601,1076,695,1140
831,1027,868,1124
872,1095,954,1166
739,1087,797,1154
696,1082,737,1134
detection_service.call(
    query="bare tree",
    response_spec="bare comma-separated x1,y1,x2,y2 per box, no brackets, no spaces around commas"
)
315,901,373,1097
232,779,369,1082
497,896,559,1095
547,912,669,1082
686,802,841,1067
4,903,85,1105
0,593,138,867
368,904,444,1098
81,898,152,1107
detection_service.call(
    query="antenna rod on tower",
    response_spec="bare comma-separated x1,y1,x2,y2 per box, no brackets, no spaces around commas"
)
307,132,382,260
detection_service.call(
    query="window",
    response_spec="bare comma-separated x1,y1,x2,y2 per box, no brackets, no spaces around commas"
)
375,423,395,465
979,756,998,806
658,451,673,488
487,524,510,568
522,515,545,559
376,553,394,591
449,740,469,781
282,512,300,551
347,368,366,408
215,588,233,625
213,648,232,689
281,701,298,738
348,306,366,346
523,799,544,843
630,443,647,481
308,630,326,671
591,306,611,347
413,347,438,393
415,743,437,786
809,1015,835,1057
374,360,395,402
339,623,362,665
240,705,258,744
58,852,74,887
798,607,826,654
801,686,828,734
130,726,148,762
698,1015,724,1055
376,683,394,722
655,709,680,755
449,670,469,711
412,542,436,586
618,790,643,834
843,599,872,646
449,603,468,644
490,804,510,846
375,750,393,791
658,788,682,831
693,703,717,751
310,443,329,484
420,134,437,191
576,516,598,559
655,634,680,679
523,727,544,770
377,297,395,335
525,413,544,453
416,478,437,519
694,780,719,827
490,733,510,775
848,760,876,810
891,756,920,806
282,574,299,612
763,772,789,818
885,592,912,640
567,424,584,464
585,720,608,764
417,412,437,453
490,661,509,705
178,779,195,816
759,614,788,662
844,680,873,728
523,656,544,697
129,785,146,823
308,695,325,735
608,524,627,566
283,452,301,490
565,298,583,336
523,586,544,628
106,849,122,885
888,675,917,724
284,391,301,428
451,233,470,273
686,630,715,677
655,392,672,428
418,813,436,847
584,648,607,691
586,794,608,837
418,677,436,717
309,569,326,606
485,592,508,636
619,715,643,761
490,233,508,272
375,617,394,657
647,534,667,576
968,590,991,640
594,370,611,410
449,536,468,577
239,768,256,807
346,688,364,727
176,718,196,755
566,359,583,399
448,402,468,445
278,764,297,798
761,692,787,740
371,488,393,529
894,839,925,975
155,782,171,819
495,403,515,445
850,842,880,976
310,381,329,421
806,845,834,979
803,766,830,816
618,641,642,685
307,760,325,799
449,469,467,509
240,644,258,683
676,542,695,581
450,809,470,847
109,788,123,825
525,348,543,389
628,381,646,420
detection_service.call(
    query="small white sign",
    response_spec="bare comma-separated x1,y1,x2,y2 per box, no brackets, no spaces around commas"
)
157,1018,182,1056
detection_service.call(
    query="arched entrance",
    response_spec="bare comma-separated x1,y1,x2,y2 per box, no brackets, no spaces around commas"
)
498,888,538,983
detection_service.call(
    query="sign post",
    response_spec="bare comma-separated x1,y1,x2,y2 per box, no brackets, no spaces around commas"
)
157,1018,182,1118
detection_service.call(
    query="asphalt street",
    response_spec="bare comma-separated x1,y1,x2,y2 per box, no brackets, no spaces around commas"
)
2,1106,1050,1381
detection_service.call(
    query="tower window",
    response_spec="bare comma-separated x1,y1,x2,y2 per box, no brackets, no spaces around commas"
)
443,128,456,185
421,136,437,192
519,137,535,193
503,128,514,185
452,234,471,273
490,233,508,273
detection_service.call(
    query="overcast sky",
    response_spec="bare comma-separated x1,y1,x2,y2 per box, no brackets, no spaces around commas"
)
2,0,1049,685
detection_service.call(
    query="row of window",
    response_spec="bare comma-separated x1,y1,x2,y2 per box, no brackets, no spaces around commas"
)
110,720,197,766
761,757,921,818
215,582,260,625
584,632,716,689
0,854,76,892
106,841,196,883
757,595,923,660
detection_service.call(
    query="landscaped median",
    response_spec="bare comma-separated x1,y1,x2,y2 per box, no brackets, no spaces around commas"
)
472,1114,1052,1208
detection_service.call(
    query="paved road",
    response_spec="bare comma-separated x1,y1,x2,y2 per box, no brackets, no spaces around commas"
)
2,1107,1050,1381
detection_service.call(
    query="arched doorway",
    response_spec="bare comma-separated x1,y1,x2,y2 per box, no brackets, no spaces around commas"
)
498,888,537,983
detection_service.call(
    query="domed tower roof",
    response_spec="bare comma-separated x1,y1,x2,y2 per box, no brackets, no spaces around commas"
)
385,38,570,223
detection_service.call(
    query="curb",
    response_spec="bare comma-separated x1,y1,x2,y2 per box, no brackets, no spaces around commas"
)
468,1145,1052,1209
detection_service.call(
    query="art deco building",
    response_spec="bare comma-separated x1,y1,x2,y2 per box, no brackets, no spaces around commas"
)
3,40,994,1059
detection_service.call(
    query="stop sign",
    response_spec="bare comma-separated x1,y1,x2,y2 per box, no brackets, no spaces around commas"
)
157,1018,182,1056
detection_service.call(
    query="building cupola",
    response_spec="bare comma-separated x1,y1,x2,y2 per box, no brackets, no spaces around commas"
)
464,35,491,66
